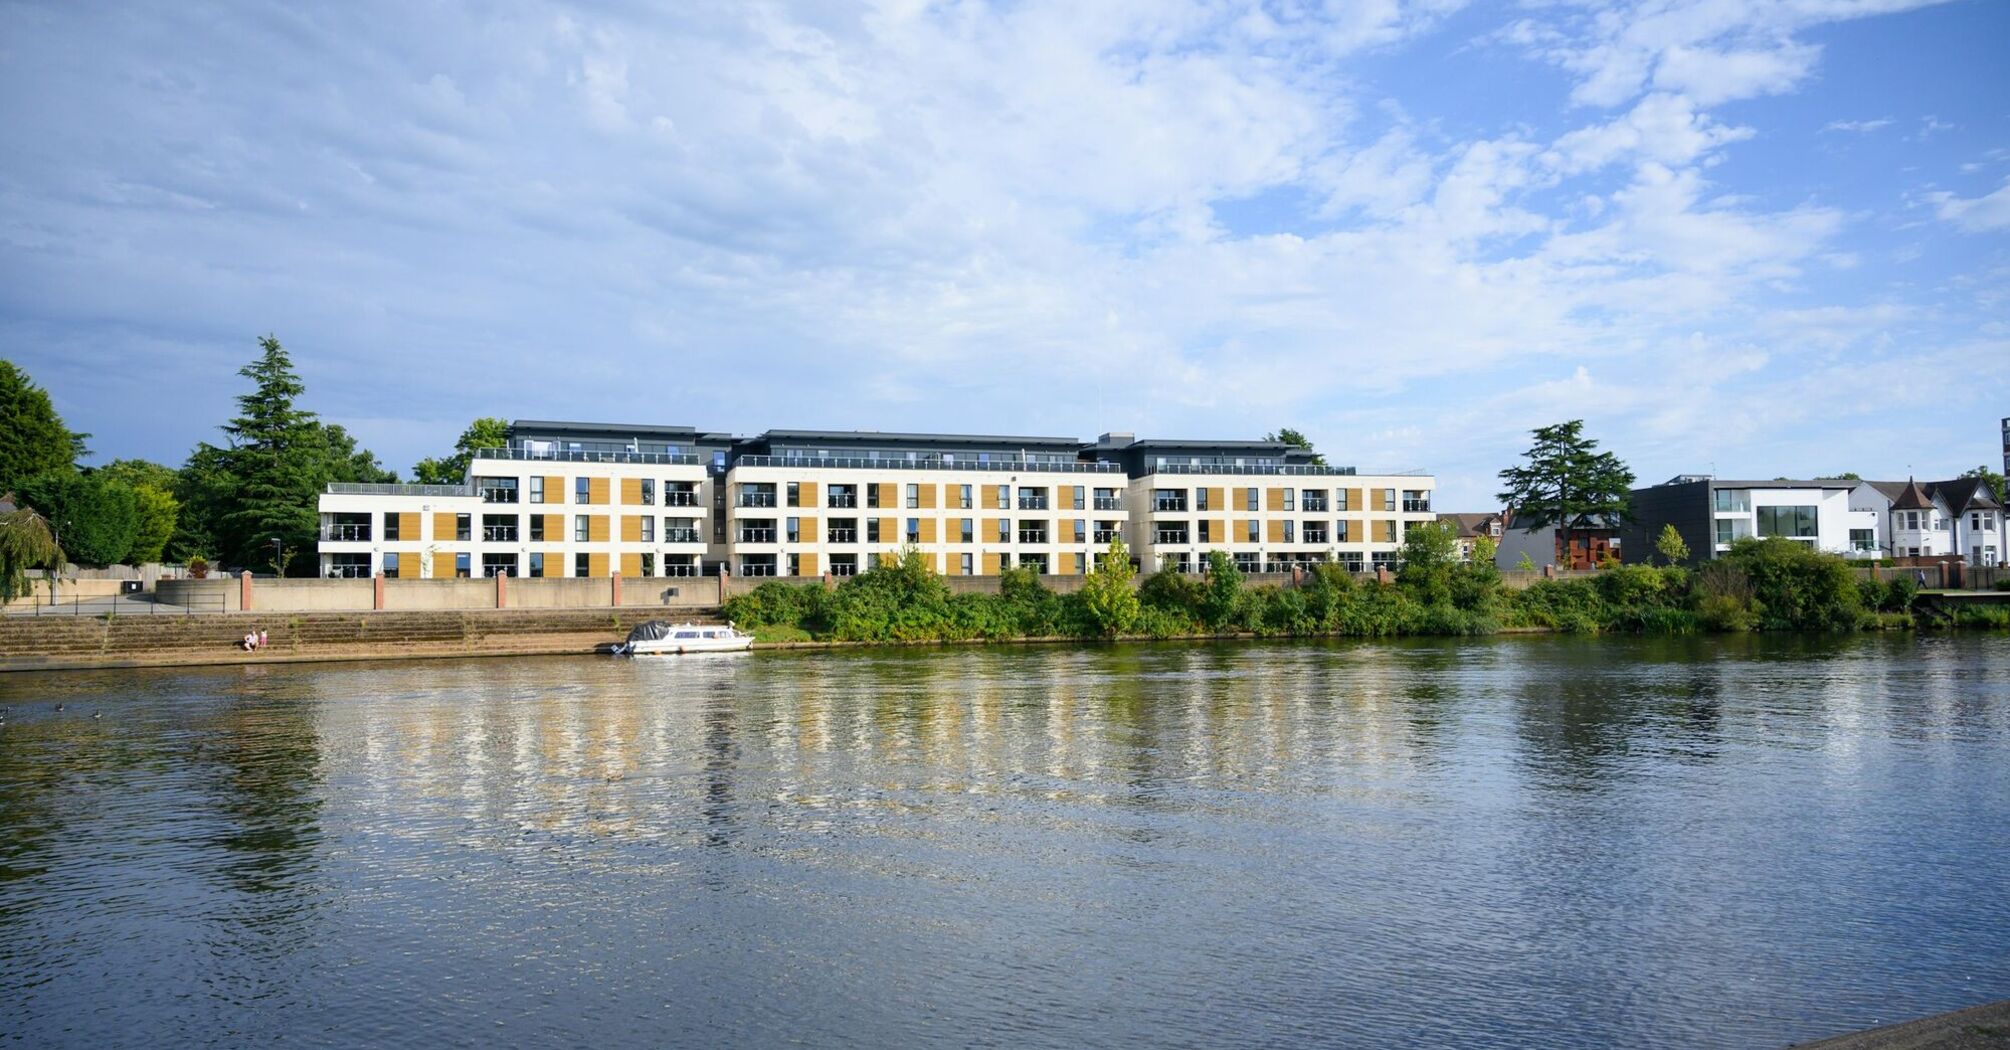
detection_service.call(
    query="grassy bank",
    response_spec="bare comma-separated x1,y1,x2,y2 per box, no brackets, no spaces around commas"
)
725,536,2010,645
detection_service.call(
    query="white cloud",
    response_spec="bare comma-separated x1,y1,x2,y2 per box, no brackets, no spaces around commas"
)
1926,180,2010,232
1822,117,1893,133
1546,93,1752,173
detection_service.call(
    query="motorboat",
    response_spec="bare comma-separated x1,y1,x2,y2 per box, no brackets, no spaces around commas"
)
614,620,755,656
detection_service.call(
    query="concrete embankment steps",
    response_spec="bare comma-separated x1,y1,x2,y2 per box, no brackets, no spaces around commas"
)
0,608,724,671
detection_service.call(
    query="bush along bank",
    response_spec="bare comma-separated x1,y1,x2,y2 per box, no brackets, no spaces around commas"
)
721,533,2007,645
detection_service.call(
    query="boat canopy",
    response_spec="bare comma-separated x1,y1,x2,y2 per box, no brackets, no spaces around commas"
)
624,621,675,645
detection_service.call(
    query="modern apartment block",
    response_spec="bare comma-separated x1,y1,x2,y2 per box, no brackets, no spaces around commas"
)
1617,476,1868,564
315,421,1436,578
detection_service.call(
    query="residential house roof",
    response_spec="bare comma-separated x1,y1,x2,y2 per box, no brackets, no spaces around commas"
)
1438,512,1502,538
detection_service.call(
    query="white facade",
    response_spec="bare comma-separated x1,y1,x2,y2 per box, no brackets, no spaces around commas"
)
1851,480,2006,566
1125,471,1435,574
1704,484,1859,558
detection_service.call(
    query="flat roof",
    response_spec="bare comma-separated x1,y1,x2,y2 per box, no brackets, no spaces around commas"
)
511,419,701,437
753,429,1085,448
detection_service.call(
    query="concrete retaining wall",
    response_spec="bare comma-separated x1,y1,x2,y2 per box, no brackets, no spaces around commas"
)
2,579,128,609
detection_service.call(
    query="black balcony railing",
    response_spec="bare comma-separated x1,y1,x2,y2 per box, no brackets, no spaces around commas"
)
1093,496,1123,511
1303,499,1328,512
473,446,700,466
1153,531,1189,545
1153,498,1187,512
1017,498,1048,510
738,529,777,543
827,495,857,508
664,491,700,506
738,493,777,508
1093,530,1121,544
1017,531,1047,545
827,529,858,544
663,529,702,543
740,563,777,577
482,527,519,542
1402,499,1432,513
320,525,372,542
660,564,701,577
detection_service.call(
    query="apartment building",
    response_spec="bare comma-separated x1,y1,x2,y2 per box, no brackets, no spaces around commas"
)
316,421,1437,578
1617,476,1866,564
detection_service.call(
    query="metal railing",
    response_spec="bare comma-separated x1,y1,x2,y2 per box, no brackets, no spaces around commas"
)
1303,530,1330,544
478,489,519,503
320,525,372,541
827,494,857,508
473,447,700,466
1402,500,1432,513
664,491,700,507
827,529,858,544
1302,499,1329,512
481,527,519,542
1153,531,1190,545
1152,498,1187,512
732,455,1121,474
1017,531,1047,544
1017,498,1049,510
661,564,701,577
1093,530,1121,544
1093,497,1124,511
1143,463,1368,477
326,482,470,497
738,493,777,508
740,563,777,577
737,529,777,543
663,529,702,544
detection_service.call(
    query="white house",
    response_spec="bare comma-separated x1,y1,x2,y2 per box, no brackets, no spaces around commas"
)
1853,478,2004,566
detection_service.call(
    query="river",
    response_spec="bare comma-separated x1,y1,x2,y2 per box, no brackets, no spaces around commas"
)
2,635,2007,1048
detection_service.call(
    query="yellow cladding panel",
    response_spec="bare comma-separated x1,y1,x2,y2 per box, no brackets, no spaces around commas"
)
621,478,642,505
1206,487,1225,512
431,512,455,540
398,512,420,540
1347,487,1363,512
1267,519,1286,543
800,553,819,576
546,475,565,504
1266,487,1287,511
917,484,937,509
588,477,610,505
800,516,818,541
621,515,643,542
879,517,897,544
877,483,898,509
587,515,610,543
917,518,938,543
393,552,417,578
945,554,964,576
544,513,564,537
981,552,1001,575
797,481,816,508
431,552,455,578
878,551,898,568
587,553,609,577
620,553,642,578
1239,486,1259,510
1060,553,1081,575
980,518,995,543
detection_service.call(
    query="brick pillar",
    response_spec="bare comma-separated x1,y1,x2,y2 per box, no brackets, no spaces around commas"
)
611,571,622,607
1291,565,1303,586
496,571,507,609
1376,566,1392,585
373,572,385,611
1871,562,1881,581
240,570,253,612
1543,564,1556,579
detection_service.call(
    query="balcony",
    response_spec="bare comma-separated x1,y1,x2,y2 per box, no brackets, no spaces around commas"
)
473,446,700,466
664,528,702,543
1303,497,1328,512
1093,529,1121,544
738,528,778,543
664,490,701,507
320,524,372,542
1017,495,1049,510
1153,530,1190,545
732,454,1121,474
661,563,701,577
1143,463,1370,477
738,493,777,508
482,527,519,542
326,482,470,497
1017,530,1048,545
1152,497,1188,513
1093,496,1124,511
1402,499,1432,513
827,494,857,508
827,529,858,544
1303,529,1329,544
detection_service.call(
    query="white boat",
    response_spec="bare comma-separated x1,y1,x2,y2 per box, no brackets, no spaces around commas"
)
615,620,755,656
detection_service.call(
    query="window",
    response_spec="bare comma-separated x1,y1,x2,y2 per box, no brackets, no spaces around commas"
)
1245,488,1258,512
530,516,545,542
665,482,698,507
528,553,544,578
997,518,1011,542
1018,487,1048,510
1850,528,1875,551
829,484,857,508
739,484,777,508
1336,489,1349,511
327,553,372,577
1714,489,1750,513
575,553,590,577
1715,519,1736,547
1283,520,1296,543
1303,522,1327,544
454,553,472,578
1196,487,1211,511
786,516,800,543
959,484,973,509
640,516,655,543
455,513,471,541
665,518,699,543
831,554,858,577
1336,520,1350,543
907,517,921,543
1018,520,1047,544
1756,505,1817,539
529,476,545,504
906,483,919,509
641,553,655,577
960,518,974,543
477,477,518,503
828,519,857,544
1234,552,1260,574
482,514,518,542
867,484,882,509
1302,489,1327,512
1283,490,1295,512
960,553,973,575
996,484,1010,509
1153,522,1189,545
1402,490,1431,513
1246,520,1259,542
481,553,518,578
574,515,589,542
1153,489,1187,512
382,552,399,576
787,482,801,508
576,477,590,503
383,513,401,540
1072,518,1086,543
1094,488,1122,511
1381,488,1397,512
640,479,654,506
1094,521,1120,543
1072,486,1085,511
867,519,882,543
785,553,800,577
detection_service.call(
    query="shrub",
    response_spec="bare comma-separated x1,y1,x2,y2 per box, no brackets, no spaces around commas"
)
1724,538,1862,631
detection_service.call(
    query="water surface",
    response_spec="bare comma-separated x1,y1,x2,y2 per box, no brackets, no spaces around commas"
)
3,635,2008,1048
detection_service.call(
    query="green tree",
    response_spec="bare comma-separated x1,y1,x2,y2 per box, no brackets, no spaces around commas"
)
1495,420,1635,569
1264,427,1326,466
318,424,397,485
16,471,138,566
412,416,510,485
1960,465,2007,505
1078,539,1139,637
99,459,181,564
0,504,62,603
1654,524,1691,566
1397,519,1460,605
216,336,324,574
0,359,88,494
170,442,233,562
1200,549,1243,628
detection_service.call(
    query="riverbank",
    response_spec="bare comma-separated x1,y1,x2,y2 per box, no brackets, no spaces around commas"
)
1795,999,2010,1048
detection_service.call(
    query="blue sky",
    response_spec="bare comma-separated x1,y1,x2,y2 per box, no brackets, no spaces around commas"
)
2,0,2006,507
